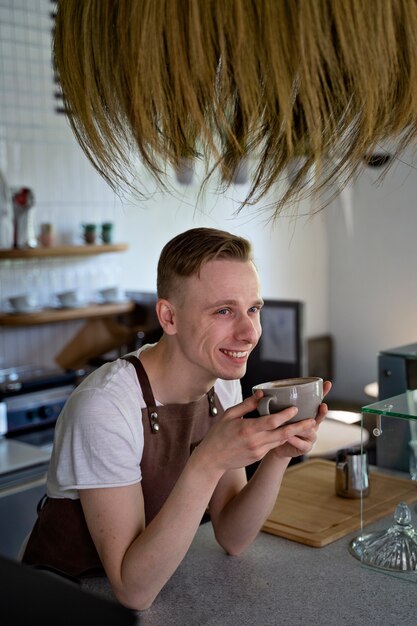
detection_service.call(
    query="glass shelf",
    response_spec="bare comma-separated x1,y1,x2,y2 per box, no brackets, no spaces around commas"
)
362,390,417,421
352,390,417,579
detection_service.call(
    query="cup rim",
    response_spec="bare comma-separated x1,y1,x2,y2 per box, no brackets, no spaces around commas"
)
253,376,322,391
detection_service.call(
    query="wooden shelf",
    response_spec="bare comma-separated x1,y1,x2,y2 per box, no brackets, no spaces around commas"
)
0,301,135,326
0,243,128,259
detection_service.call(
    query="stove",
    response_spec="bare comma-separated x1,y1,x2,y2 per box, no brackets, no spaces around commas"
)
0,364,78,397
0,364,82,437
0,365,84,559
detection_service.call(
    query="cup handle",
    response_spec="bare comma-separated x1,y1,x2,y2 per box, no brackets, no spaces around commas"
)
257,396,273,415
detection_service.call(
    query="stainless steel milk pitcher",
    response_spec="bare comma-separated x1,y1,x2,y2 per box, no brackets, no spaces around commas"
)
335,447,369,498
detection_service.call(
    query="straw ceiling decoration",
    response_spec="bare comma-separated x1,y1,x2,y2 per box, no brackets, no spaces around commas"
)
54,0,417,216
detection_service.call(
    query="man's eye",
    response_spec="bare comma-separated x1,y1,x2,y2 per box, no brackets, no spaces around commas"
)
248,306,261,314
217,308,230,315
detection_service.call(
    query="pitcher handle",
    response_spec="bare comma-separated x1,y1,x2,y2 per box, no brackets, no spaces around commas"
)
336,459,349,493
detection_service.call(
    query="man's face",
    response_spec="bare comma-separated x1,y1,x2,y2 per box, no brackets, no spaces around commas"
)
171,258,263,383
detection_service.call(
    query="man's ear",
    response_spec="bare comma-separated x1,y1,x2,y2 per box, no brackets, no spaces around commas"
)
156,299,177,335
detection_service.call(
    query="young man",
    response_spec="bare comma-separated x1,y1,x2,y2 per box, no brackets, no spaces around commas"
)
23,227,330,610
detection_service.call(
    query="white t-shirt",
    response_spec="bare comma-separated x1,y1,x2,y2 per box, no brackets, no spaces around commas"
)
47,347,242,499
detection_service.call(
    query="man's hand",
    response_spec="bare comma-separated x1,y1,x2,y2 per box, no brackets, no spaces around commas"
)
266,380,332,460
194,381,332,472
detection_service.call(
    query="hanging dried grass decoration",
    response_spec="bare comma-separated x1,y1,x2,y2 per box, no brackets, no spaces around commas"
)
53,0,417,215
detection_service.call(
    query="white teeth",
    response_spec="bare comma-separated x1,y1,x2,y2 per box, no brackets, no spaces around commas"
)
223,350,248,358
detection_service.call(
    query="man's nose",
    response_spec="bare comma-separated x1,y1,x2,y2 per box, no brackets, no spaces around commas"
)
234,315,260,343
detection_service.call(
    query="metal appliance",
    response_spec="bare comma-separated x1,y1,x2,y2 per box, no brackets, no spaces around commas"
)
0,365,77,436
0,365,79,559
377,342,417,472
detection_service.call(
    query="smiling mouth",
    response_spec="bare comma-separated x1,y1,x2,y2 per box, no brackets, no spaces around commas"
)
221,349,249,359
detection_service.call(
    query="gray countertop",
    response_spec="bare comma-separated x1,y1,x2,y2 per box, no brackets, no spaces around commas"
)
82,511,417,626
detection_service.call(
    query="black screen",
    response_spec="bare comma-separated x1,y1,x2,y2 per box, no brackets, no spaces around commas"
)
240,299,305,400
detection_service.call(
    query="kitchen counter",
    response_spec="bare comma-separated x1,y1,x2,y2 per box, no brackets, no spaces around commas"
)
81,512,417,626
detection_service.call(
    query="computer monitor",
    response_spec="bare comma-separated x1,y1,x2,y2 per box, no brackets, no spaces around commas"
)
240,299,305,400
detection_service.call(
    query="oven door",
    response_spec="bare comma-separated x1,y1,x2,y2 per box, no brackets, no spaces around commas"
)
0,438,51,559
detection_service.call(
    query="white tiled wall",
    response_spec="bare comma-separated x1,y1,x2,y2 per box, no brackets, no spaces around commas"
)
0,0,127,369
0,0,330,379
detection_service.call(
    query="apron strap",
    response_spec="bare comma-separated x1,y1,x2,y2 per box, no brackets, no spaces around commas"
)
122,354,161,433
122,353,218,430
122,354,155,406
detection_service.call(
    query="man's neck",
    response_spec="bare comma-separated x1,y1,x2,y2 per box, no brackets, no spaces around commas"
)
138,337,215,405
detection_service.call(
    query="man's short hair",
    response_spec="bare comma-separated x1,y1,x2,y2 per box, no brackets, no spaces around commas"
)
157,227,253,299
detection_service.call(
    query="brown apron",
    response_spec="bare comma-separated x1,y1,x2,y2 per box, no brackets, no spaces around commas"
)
22,354,223,578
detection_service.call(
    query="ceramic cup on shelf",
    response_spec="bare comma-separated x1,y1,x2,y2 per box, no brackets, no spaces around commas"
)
252,377,323,424
82,223,97,244
39,223,53,247
101,222,114,244
8,294,37,312
56,290,79,308
99,286,120,303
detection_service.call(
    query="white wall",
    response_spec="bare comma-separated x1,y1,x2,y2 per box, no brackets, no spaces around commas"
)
0,1,136,368
7,0,417,409
119,164,329,339
0,2,328,370
325,151,417,404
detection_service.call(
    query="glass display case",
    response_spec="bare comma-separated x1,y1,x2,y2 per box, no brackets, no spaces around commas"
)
349,392,417,582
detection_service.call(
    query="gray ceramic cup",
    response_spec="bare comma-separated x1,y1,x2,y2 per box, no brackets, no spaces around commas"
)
99,287,119,303
253,377,323,424
57,290,78,307
8,294,36,311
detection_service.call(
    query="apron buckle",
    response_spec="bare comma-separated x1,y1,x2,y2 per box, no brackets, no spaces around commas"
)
150,410,160,432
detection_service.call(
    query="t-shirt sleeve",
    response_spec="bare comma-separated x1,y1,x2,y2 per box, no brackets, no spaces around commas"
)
50,386,143,493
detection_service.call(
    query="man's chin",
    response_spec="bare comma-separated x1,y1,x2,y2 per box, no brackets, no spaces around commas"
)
218,365,248,381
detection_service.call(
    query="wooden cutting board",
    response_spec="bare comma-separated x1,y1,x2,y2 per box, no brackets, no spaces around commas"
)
262,458,417,547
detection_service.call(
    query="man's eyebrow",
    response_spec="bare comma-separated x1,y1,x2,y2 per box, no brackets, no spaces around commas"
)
207,299,264,309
